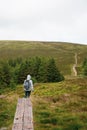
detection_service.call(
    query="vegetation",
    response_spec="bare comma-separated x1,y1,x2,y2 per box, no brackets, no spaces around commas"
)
0,78,87,129
82,58,87,76
0,57,64,89
32,78,87,130
0,41,87,75
46,58,64,82
0,41,87,129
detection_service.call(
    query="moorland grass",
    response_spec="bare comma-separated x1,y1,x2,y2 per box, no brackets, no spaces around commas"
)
32,77,87,130
0,77,87,129
0,41,87,75
0,41,87,129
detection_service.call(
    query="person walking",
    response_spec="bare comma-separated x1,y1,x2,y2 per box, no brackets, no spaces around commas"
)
23,74,34,98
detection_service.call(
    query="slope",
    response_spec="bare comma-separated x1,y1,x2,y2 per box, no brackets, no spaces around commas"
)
0,41,87,75
0,77,87,130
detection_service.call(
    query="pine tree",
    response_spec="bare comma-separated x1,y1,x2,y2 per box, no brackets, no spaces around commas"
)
18,62,28,83
8,59,16,67
38,60,47,82
47,58,64,82
82,58,87,76
32,57,41,80
17,59,32,83
1,62,11,86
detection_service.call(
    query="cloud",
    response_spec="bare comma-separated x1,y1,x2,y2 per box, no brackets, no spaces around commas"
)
0,0,87,44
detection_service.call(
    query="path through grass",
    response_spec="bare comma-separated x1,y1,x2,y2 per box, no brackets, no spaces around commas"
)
0,78,87,130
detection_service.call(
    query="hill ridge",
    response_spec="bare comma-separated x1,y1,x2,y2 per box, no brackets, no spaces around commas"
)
0,41,87,76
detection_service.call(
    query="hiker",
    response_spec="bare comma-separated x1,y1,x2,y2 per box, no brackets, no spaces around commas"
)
23,74,34,98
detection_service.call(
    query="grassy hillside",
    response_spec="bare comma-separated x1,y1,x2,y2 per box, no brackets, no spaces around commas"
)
0,77,87,130
0,41,87,75
0,41,87,129
32,78,87,130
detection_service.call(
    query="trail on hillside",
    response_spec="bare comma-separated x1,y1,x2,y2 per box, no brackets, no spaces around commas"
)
72,53,78,76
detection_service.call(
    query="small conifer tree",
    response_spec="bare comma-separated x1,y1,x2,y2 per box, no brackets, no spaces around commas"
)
47,58,64,82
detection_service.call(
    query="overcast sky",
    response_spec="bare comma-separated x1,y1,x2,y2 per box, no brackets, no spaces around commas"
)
0,0,87,44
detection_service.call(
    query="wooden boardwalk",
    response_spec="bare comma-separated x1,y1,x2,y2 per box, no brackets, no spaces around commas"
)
12,98,34,130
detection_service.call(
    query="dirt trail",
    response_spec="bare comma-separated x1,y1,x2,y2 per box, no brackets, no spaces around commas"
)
72,53,78,76
0,95,6,99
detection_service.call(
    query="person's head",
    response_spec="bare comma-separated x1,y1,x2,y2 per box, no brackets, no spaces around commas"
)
27,74,31,80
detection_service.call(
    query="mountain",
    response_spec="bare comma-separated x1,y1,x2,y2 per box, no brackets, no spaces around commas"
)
0,40,87,75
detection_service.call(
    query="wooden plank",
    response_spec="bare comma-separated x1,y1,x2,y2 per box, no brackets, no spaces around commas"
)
12,98,34,130
23,99,34,130
12,124,22,130
12,98,24,130
13,98,24,124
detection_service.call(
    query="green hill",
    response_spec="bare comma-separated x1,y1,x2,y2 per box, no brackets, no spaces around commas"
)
0,77,87,130
32,78,87,130
0,41,87,129
0,40,87,75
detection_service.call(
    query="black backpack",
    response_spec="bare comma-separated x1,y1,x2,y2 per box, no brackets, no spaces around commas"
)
24,80,31,90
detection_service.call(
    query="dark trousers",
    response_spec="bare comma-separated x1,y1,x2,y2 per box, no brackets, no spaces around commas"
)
25,91,31,98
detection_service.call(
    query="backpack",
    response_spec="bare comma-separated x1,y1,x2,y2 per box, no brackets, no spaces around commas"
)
24,80,31,90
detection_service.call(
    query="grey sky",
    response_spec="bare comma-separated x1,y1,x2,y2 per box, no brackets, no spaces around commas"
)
0,0,87,44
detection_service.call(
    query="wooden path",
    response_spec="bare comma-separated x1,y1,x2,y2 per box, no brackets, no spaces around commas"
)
12,98,34,130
